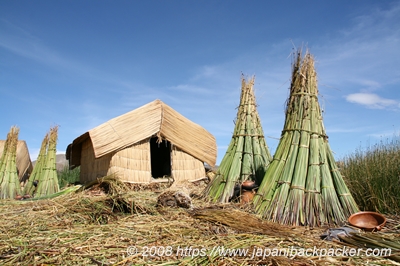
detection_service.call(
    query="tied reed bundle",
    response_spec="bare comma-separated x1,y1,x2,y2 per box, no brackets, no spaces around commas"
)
35,126,60,197
23,131,49,196
24,126,60,197
0,126,22,199
253,50,359,227
204,76,272,203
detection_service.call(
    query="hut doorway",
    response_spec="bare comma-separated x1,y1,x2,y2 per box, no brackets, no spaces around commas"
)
150,137,171,178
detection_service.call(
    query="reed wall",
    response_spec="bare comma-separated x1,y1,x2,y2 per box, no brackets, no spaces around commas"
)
172,145,205,183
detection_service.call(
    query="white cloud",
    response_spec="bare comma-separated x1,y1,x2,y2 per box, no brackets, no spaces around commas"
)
193,65,219,80
327,126,373,133
0,19,135,91
0,20,82,72
314,3,400,91
356,80,382,91
29,148,40,162
168,84,215,96
368,130,400,139
345,92,398,109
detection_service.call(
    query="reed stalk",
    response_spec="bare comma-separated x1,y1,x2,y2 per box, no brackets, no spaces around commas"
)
340,134,400,213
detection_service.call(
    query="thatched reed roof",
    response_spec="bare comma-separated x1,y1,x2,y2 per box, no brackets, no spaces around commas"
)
67,99,217,167
0,140,33,180
204,76,272,202
253,50,359,227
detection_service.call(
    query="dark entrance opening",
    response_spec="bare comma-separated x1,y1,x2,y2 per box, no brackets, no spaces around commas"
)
150,137,171,178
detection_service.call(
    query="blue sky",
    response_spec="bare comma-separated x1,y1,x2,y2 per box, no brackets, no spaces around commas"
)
1,1,399,165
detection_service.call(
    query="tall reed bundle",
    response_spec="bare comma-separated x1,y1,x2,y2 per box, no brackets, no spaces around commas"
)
35,126,60,197
23,132,48,196
0,126,22,199
204,76,272,202
24,126,60,197
0,140,32,181
253,50,359,226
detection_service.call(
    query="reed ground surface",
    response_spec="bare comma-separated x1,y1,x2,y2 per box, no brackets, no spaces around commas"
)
0,179,399,266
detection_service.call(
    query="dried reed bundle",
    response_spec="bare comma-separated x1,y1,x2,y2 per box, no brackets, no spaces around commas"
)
25,185,82,201
340,232,400,262
204,76,272,202
84,173,130,195
35,126,60,197
0,140,32,181
23,131,48,196
191,207,295,236
0,126,22,199
81,174,159,216
253,50,359,227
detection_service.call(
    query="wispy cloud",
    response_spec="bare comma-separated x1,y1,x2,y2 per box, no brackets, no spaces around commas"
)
168,84,216,96
367,130,400,139
0,19,88,73
217,145,229,150
192,65,221,80
0,19,140,94
29,148,40,162
345,92,399,109
327,125,374,133
315,2,400,92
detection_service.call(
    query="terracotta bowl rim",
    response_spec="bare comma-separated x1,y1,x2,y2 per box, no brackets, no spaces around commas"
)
348,211,386,229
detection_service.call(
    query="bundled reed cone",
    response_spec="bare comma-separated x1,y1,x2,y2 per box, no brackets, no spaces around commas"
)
253,50,359,227
23,133,49,196
24,126,60,197
35,126,60,197
0,126,22,199
204,76,272,202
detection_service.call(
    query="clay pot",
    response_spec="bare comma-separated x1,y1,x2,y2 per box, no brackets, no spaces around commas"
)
241,190,255,204
15,195,23,200
348,211,386,232
241,180,257,190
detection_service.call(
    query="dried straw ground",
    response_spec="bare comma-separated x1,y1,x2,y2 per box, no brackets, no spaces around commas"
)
0,178,399,266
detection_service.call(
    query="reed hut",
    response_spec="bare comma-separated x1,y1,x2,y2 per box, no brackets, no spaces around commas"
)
0,139,33,183
253,50,359,227
66,100,217,184
204,76,272,202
